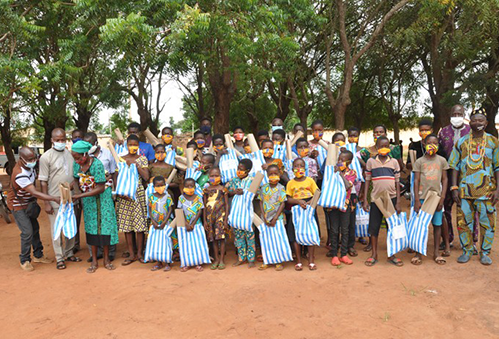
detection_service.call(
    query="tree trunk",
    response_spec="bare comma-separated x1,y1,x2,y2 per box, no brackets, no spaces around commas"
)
212,87,232,134
0,107,17,174
74,105,92,134
484,90,499,138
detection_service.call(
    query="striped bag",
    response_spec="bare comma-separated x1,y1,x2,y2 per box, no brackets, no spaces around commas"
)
145,183,155,217
386,212,409,257
228,190,255,232
115,141,127,156
407,208,432,256
317,145,327,168
177,224,211,267
52,202,77,240
164,146,176,167
345,143,364,182
219,148,239,184
355,202,370,237
318,166,347,210
144,224,175,263
256,220,293,265
292,205,320,246
273,144,286,162
115,162,139,200
185,167,204,197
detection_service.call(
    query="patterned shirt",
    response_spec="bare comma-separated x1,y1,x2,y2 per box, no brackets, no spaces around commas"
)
177,195,204,225
302,156,319,181
365,156,400,199
438,124,471,159
258,183,287,221
225,175,252,192
149,194,173,224
448,133,499,200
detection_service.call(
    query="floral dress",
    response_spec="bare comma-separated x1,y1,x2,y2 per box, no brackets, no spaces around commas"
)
149,193,173,224
74,158,118,246
203,187,228,242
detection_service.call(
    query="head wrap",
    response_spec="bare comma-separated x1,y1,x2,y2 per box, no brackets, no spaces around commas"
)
470,107,487,118
72,140,92,154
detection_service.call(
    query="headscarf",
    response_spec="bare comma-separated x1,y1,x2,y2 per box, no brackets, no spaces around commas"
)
72,140,92,154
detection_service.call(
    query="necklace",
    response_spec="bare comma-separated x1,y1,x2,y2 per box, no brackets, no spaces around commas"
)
466,134,487,170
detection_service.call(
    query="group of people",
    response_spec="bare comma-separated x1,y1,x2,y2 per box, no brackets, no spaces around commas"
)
8,105,498,273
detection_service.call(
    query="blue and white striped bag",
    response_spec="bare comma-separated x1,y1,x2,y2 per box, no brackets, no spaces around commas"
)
241,151,268,184
164,146,176,167
317,145,327,168
144,224,175,263
407,208,432,256
186,167,204,198
257,220,293,265
115,141,127,156
386,212,408,257
228,190,255,232
273,144,286,162
292,205,320,246
52,202,77,240
410,171,415,208
145,183,155,218
355,202,370,237
177,223,211,267
115,162,139,200
318,166,347,210
346,143,364,182
219,148,239,184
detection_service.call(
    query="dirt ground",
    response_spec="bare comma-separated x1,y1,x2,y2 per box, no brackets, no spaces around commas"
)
1,175,499,338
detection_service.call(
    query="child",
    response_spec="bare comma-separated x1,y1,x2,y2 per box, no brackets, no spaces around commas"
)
243,138,252,154
308,120,329,169
161,126,184,156
326,151,357,266
197,153,215,189
203,167,229,270
412,134,449,265
148,176,174,271
286,158,319,271
296,138,318,182
193,130,207,158
258,164,287,271
178,178,205,272
226,158,255,268
363,136,402,267
232,127,246,154
257,130,269,148
332,132,347,150
261,139,285,179
292,123,305,155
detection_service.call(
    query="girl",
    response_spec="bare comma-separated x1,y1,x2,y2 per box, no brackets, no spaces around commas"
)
233,126,246,154
203,167,229,270
161,126,184,156
148,176,174,271
296,138,318,182
117,134,150,265
261,139,286,180
308,120,329,169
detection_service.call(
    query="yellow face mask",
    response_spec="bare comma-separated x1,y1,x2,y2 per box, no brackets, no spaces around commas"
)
183,187,195,196
268,174,280,184
298,148,309,158
162,134,173,144
155,153,166,162
244,146,252,154
237,170,248,179
214,145,224,152
348,137,359,144
209,176,221,185
155,185,166,195
313,131,323,140
425,144,438,156
128,146,139,155
377,147,391,156
293,168,305,178
262,148,274,158
335,141,346,147
419,130,432,140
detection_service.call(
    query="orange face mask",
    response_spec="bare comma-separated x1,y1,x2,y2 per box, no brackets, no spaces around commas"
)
244,146,252,154
268,174,280,184
183,187,195,196
209,176,221,185
377,147,391,156
313,131,323,140
298,148,309,158
162,134,173,144
293,168,305,178
155,185,166,195
237,170,247,179
335,141,346,147
262,148,274,158
348,137,359,144
419,131,431,140
128,146,139,155
155,153,166,162
214,145,224,152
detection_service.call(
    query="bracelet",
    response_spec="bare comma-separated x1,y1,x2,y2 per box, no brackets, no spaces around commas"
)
450,186,459,191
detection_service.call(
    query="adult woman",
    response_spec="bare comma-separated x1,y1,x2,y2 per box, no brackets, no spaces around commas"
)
71,141,119,273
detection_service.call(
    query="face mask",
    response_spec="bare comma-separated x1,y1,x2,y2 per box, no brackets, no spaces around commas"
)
214,145,224,153
268,174,280,184
237,170,247,179
200,125,211,135
53,142,66,151
209,176,221,185
476,125,485,131
450,116,464,128
419,131,431,140
72,138,82,144
155,185,166,195
313,131,323,140
128,146,139,155
183,187,195,196
271,125,283,132
273,140,282,146
425,144,438,156
234,133,244,141
348,137,359,144
377,147,391,156
162,134,173,144
293,168,305,178
155,153,166,162
198,164,207,172
196,139,206,148
374,135,379,142
22,158,37,169
337,161,349,171
262,148,274,158
298,148,309,158
88,144,98,155
244,146,252,153
335,141,346,147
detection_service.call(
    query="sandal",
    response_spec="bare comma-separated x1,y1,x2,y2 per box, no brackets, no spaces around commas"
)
180,266,190,272
363,244,372,252
434,256,446,265
275,264,284,271
163,265,172,272
294,263,303,271
411,256,422,266
121,258,137,266
388,258,404,267
248,262,256,268
56,261,66,270
66,256,82,262
218,263,226,270
232,260,245,267
308,263,317,271
348,248,358,257
210,263,219,270
151,263,163,271
364,257,378,267
258,264,269,271
441,250,451,257
86,265,97,273
104,263,116,271
138,258,146,264
122,251,130,258
195,265,203,272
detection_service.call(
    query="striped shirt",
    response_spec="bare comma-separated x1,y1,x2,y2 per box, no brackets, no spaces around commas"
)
7,163,36,210
365,156,400,199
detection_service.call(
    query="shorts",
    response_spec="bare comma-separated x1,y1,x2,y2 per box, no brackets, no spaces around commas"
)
368,197,397,237
419,199,443,226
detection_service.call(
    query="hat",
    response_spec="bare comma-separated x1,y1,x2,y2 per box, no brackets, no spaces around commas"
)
72,140,92,154
470,107,487,117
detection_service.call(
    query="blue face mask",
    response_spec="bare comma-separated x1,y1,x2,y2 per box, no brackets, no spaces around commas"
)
53,142,66,151
200,125,211,135
271,125,283,132
72,138,82,144
23,158,37,169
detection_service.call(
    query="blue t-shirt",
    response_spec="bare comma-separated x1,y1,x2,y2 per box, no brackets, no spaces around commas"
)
139,141,155,161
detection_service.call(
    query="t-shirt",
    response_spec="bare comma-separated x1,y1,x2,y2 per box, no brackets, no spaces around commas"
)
95,147,117,175
226,176,252,192
7,163,36,211
258,183,287,221
116,141,155,161
286,177,318,200
406,140,446,165
39,148,74,207
413,155,449,199
365,156,400,199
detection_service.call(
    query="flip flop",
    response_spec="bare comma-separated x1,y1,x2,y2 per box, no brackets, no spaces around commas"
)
434,256,446,265
104,263,116,271
66,256,82,262
163,265,172,272
441,250,451,257
388,258,404,267
180,266,190,272
294,263,303,271
56,261,66,270
210,263,219,270
275,264,284,271
348,248,358,257
151,264,163,271
364,257,378,267
218,263,226,270
411,257,422,265
121,258,137,266
195,265,203,272
308,263,317,271
86,265,97,273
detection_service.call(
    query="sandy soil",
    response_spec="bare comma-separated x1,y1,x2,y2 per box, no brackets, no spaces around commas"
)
1,175,498,338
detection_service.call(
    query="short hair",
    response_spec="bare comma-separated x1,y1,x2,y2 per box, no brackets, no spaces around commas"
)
200,116,212,123
239,158,253,171
332,132,345,142
294,123,304,130
295,137,308,146
261,139,273,147
311,119,324,129
128,122,141,130
202,153,215,164
154,143,166,151
418,119,433,128
340,150,354,161
186,140,197,148
347,126,360,134
424,133,439,142
84,132,97,144
376,135,389,145
162,127,173,134
266,164,280,172
212,134,224,143
257,130,269,138
272,117,283,124
293,157,306,166
209,166,221,175
272,129,286,139
373,124,387,133
127,134,140,143
233,126,244,132
153,176,165,185
193,130,204,138
72,129,83,136
184,178,196,186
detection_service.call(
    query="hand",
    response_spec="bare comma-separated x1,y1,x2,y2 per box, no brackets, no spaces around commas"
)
363,201,370,212
492,189,499,205
269,218,277,227
236,188,244,195
262,163,268,170
334,165,339,172
186,223,194,232
436,199,444,212
204,223,210,233
299,200,307,209
451,190,461,207
395,201,401,214
51,196,60,203
72,194,81,201
116,139,123,145
413,199,421,213
44,203,54,215
220,148,228,155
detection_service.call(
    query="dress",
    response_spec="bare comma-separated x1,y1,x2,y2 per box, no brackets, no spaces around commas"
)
177,195,204,225
204,188,228,241
116,156,148,233
74,158,119,246
148,194,173,224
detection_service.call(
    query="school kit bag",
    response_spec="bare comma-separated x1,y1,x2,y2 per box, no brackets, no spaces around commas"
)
175,209,211,267
407,191,440,256
144,220,176,263
345,143,364,182
291,190,321,246
253,215,293,265
317,144,347,210
219,149,239,184
355,202,370,237
228,173,263,232
115,161,139,200
52,183,77,241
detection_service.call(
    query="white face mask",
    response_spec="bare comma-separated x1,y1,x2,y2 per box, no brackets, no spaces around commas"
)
450,116,464,128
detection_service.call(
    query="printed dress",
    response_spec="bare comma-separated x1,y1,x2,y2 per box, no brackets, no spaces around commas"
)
204,188,228,241
149,193,173,225
74,158,118,246
177,195,204,226
116,156,148,233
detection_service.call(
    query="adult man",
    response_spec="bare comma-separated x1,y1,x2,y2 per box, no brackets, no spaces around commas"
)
200,117,212,147
438,105,472,246
84,132,118,261
39,128,81,270
71,129,84,144
449,108,499,265
8,147,58,271
117,122,155,162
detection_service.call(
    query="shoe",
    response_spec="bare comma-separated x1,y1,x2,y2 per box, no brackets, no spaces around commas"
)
326,250,335,257
331,257,341,266
20,261,34,271
339,256,353,265
33,256,53,264
457,253,470,264
480,253,492,265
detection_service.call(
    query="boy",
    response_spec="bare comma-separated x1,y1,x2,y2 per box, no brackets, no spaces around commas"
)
286,158,319,271
258,164,287,271
197,153,215,189
257,130,269,148
226,159,256,267
232,126,246,154
193,130,208,156
406,119,446,170
413,134,449,265
272,129,287,161
296,138,318,182
271,117,284,132
161,126,184,156
363,136,403,267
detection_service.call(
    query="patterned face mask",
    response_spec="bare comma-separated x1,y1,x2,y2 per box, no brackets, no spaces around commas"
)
293,168,305,178
298,148,309,158
335,141,346,147
196,139,206,148
262,148,274,158
155,153,166,162
313,131,323,140
209,176,221,185
162,134,173,144
419,130,432,140
183,187,195,196
244,146,252,153
377,147,391,156
237,170,248,179
128,146,139,155
268,174,280,184
155,185,166,195
425,143,438,156
214,145,224,152
348,137,359,144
